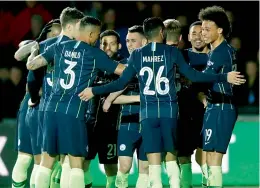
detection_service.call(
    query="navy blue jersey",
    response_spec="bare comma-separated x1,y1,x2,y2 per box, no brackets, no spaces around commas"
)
39,35,71,111
92,42,227,121
41,40,119,119
18,92,30,112
92,53,124,129
203,40,237,107
119,58,140,123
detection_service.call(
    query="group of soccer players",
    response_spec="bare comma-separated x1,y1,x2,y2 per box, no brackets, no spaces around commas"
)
12,5,246,188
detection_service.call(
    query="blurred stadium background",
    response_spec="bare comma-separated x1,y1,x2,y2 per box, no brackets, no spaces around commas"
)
0,1,259,187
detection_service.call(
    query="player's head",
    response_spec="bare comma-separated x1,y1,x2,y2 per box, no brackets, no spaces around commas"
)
143,17,165,42
163,19,182,46
76,16,101,46
47,23,62,39
198,6,231,44
100,30,121,58
59,7,84,39
188,21,207,51
126,25,147,54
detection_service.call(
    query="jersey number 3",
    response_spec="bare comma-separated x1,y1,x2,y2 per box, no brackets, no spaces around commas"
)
60,59,77,89
139,66,169,95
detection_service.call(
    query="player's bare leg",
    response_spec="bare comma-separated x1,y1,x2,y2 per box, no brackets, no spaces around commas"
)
136,160,149,188
104,163,118,188
178,156,192,188
60,155,71,188
30,154,41,188
49,155,62,188
206,151,223,187
195,148,208,187
116,156,132,188
83,160,93,188
165,152,180,188
12,152,32,188
68,154,85,188
147,153,162,188
35,152,56,188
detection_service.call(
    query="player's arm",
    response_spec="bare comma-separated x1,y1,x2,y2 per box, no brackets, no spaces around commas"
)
103,90,125,112
175,48,245,85
14,41,37,61
79,64,136,101
79,51,137,101
112,95,140,104
27,43,55,70
27,68,44,106
95,49,126,75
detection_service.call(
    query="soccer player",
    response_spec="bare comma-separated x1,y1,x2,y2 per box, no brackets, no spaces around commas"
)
165,20,210,188
26,16,126,188
199,6,238,187
102,25,149,188
78,17,245,188
11,19,62,188
84,30,124,188
26,19,62,188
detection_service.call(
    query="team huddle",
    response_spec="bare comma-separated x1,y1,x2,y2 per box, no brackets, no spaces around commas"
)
12,5,245,188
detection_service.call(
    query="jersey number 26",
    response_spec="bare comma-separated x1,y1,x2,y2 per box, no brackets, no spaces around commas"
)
139,66,169,95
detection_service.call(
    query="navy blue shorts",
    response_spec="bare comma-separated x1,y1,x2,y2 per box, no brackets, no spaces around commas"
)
176,101,205,157
38,110,45,146
16,111,32,154
141,118,177,153
26,106,42,155
202,103,237,154
117,123,147,161
85,115,118,164
42,112,88,157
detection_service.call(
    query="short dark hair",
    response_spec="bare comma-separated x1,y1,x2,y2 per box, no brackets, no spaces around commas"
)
128,25,145,36
143,17,165,39
59,7,84,29
79,16,101,30
163,19,182,42
198,6,231,38
189,21,202,30
100,30,120,43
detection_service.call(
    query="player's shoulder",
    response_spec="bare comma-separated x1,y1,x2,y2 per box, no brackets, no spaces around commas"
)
212,40,234,59
119,58,128,65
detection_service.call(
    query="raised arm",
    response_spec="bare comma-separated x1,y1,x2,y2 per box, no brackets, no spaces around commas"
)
26,43,55,70
14,41,37,61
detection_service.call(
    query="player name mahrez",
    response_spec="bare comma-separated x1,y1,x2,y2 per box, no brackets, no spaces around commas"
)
143,55,164,63
64,50,81,59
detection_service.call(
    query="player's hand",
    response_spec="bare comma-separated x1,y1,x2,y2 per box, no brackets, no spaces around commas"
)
78,87,94,101
227,71,246,85
31,42,39,53
197,92,207,108
102,99,112,112
28,98,39,107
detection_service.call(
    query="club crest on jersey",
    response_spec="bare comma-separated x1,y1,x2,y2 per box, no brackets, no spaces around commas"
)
207,60,214,66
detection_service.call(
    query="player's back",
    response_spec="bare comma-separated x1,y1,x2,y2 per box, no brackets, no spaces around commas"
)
133,42,178,120
38,35,71,111
45,40,117,119
203,40,236,104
